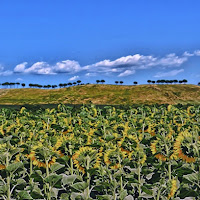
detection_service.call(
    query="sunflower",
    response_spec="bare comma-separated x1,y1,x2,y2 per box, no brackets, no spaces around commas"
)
173,131,197,163
104,147,127,169
72,146,98,174
168,179,178,199
0,164,5,170
150,139,167,162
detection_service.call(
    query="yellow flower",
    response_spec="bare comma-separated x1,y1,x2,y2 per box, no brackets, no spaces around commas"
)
0,164,6,170
168,179,177,199
140,154,147,165
150,140,167,161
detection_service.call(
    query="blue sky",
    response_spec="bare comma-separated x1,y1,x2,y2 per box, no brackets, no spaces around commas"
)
0,0,200,86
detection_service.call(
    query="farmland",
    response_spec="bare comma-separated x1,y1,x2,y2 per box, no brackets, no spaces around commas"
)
0,104,199,199
0,84,200,105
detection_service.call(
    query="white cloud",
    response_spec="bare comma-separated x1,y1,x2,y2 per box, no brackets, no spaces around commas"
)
53,60,81,73
13,60,81,75
14,62,28,73
154,69,184,78
68,76,79,81
0,70,13,76
183,51,194,57
156,53,188,67
118,69,135,77
85,73,97,77
0,65,13,76
194,50,200,56
16,78,23,82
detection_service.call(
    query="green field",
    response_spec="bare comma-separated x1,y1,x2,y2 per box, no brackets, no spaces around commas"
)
0,84,199,105
0,104,199,199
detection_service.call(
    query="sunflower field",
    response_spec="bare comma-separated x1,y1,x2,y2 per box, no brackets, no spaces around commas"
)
0,104,199,200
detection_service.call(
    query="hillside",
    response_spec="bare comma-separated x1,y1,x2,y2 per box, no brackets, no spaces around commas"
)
0,84,199,105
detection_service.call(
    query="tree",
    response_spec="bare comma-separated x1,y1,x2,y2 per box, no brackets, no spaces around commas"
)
21,83,25,88
182,79,188,84
119,81,123,85
101,80,105,84
156,80,161,84
115,81,119,85
77,80,81,85
173,80,178,84
63,83,67,88
59,83,63,88
73,82,77,86
179,80,183,84
198,82,200,86
96,80,100,84
147,80,151,84
68,82,72,86
152,81,155,84
133,81,138,85
16,82,20,88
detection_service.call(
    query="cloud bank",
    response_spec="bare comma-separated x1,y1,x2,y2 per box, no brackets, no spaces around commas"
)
0,50,199,77
154,69,184,78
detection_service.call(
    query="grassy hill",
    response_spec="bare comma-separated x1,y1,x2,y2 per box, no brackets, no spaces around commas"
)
0,84,199,105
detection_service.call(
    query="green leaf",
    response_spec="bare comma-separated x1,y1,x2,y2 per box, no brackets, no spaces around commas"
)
105,135,115,141
17,178,26,186
50,162,65,173
30,186,44,199
62,174,77,185
71,182,88,192
17,191,32,200
124,195,134,200
70,192,83,200
50,188,59,198
60,193,70,200
119,189,128,200
6,161,23,173
141,186,153,195
183,172,199,183
45,174,62,186
0,185,7,194
96,195,112,200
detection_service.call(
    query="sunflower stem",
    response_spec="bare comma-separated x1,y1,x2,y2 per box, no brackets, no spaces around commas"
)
6,153,11,200
86,156,90,199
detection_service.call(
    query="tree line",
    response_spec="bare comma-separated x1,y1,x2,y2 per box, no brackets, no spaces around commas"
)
0,79,199,89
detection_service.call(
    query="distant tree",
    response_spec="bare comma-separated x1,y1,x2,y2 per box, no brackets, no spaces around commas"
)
165,80,170,84
16,82,20,88
96,80,100,84
119,81,123,85
156,80,161,84
147,80,151,84
182,79,188,84
63,83,67,88
77,80,81,85
198,82,200,86
73,82,77,86
68,82,72,86
21,83,25,88
152,81,155,84
133,81,138,85
160,80,165,84
179,80,183,84
59,83,63,88
173,80,178,84
115,81,119,85
101,80,105,84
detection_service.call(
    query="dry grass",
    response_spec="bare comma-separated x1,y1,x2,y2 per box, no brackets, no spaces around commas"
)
0,84,199,105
